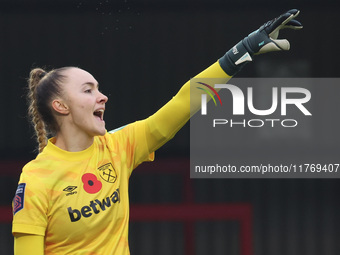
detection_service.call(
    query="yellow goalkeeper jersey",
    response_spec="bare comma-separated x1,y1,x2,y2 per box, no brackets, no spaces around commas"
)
12,61,230,254
12,121,153,255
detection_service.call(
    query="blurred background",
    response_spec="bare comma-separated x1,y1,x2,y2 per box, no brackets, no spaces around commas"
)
1,0,340,254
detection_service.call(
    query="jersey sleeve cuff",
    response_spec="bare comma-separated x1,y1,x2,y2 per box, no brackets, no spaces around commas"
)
12,223,46,236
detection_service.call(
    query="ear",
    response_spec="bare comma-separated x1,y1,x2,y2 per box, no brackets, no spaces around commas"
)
52,99,69,115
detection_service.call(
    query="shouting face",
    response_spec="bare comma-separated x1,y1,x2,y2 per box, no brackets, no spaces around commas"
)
54,67,108,138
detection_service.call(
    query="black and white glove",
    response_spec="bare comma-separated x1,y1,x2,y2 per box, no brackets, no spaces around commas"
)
219,9,303,76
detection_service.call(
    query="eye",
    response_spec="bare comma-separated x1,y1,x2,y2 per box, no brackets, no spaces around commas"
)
84,89,92,93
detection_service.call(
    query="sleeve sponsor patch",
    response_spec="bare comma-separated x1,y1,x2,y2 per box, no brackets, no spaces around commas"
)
13,183,26,215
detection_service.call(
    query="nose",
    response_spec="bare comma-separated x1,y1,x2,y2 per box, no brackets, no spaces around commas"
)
98,91,108,104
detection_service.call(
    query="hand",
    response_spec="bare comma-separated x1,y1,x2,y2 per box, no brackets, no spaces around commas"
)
244,9,303,55
219,9,303,76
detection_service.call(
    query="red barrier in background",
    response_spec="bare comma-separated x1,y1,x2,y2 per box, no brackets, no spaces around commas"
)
0,159,252,255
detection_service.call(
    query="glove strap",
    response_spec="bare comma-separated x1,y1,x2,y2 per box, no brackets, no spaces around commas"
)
219,40,253,76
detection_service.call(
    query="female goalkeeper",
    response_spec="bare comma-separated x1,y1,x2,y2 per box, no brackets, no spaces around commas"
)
12,9,301,255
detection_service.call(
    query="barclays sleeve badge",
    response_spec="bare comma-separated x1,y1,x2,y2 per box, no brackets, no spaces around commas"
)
13,183,26,215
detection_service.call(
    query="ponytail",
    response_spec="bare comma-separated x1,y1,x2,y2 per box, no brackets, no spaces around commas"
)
28,68,48,152
27,67,69,153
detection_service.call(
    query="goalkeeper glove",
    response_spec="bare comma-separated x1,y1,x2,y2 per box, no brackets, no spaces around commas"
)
219,9,303,76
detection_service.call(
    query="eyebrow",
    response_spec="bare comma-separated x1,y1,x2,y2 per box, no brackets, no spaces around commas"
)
82,82,99,88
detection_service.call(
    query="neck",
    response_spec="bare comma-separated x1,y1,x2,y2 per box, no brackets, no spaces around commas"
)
54,131,94,152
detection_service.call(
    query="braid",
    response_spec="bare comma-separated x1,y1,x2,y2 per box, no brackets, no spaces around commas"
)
28,68,48,153
27,66,71,153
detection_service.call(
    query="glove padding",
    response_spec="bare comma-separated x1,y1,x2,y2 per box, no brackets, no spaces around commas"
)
245,9,303,54
219,9,303,76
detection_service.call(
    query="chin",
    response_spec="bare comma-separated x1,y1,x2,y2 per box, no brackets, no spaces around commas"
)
90,127,106,137
97,129,106,136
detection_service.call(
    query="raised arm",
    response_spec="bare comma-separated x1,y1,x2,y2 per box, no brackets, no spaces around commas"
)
142,9,303,153
144,61,229,153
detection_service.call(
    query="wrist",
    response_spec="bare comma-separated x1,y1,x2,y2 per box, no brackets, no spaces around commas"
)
219,40,253,76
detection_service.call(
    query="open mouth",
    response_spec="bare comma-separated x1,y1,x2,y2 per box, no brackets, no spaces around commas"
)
93,109,104,121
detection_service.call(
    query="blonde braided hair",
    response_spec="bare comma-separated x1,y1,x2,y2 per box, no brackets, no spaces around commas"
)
27,67,70,153
28,68,48,152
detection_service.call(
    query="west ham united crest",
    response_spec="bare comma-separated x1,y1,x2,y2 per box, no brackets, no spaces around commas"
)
98,163,117,183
